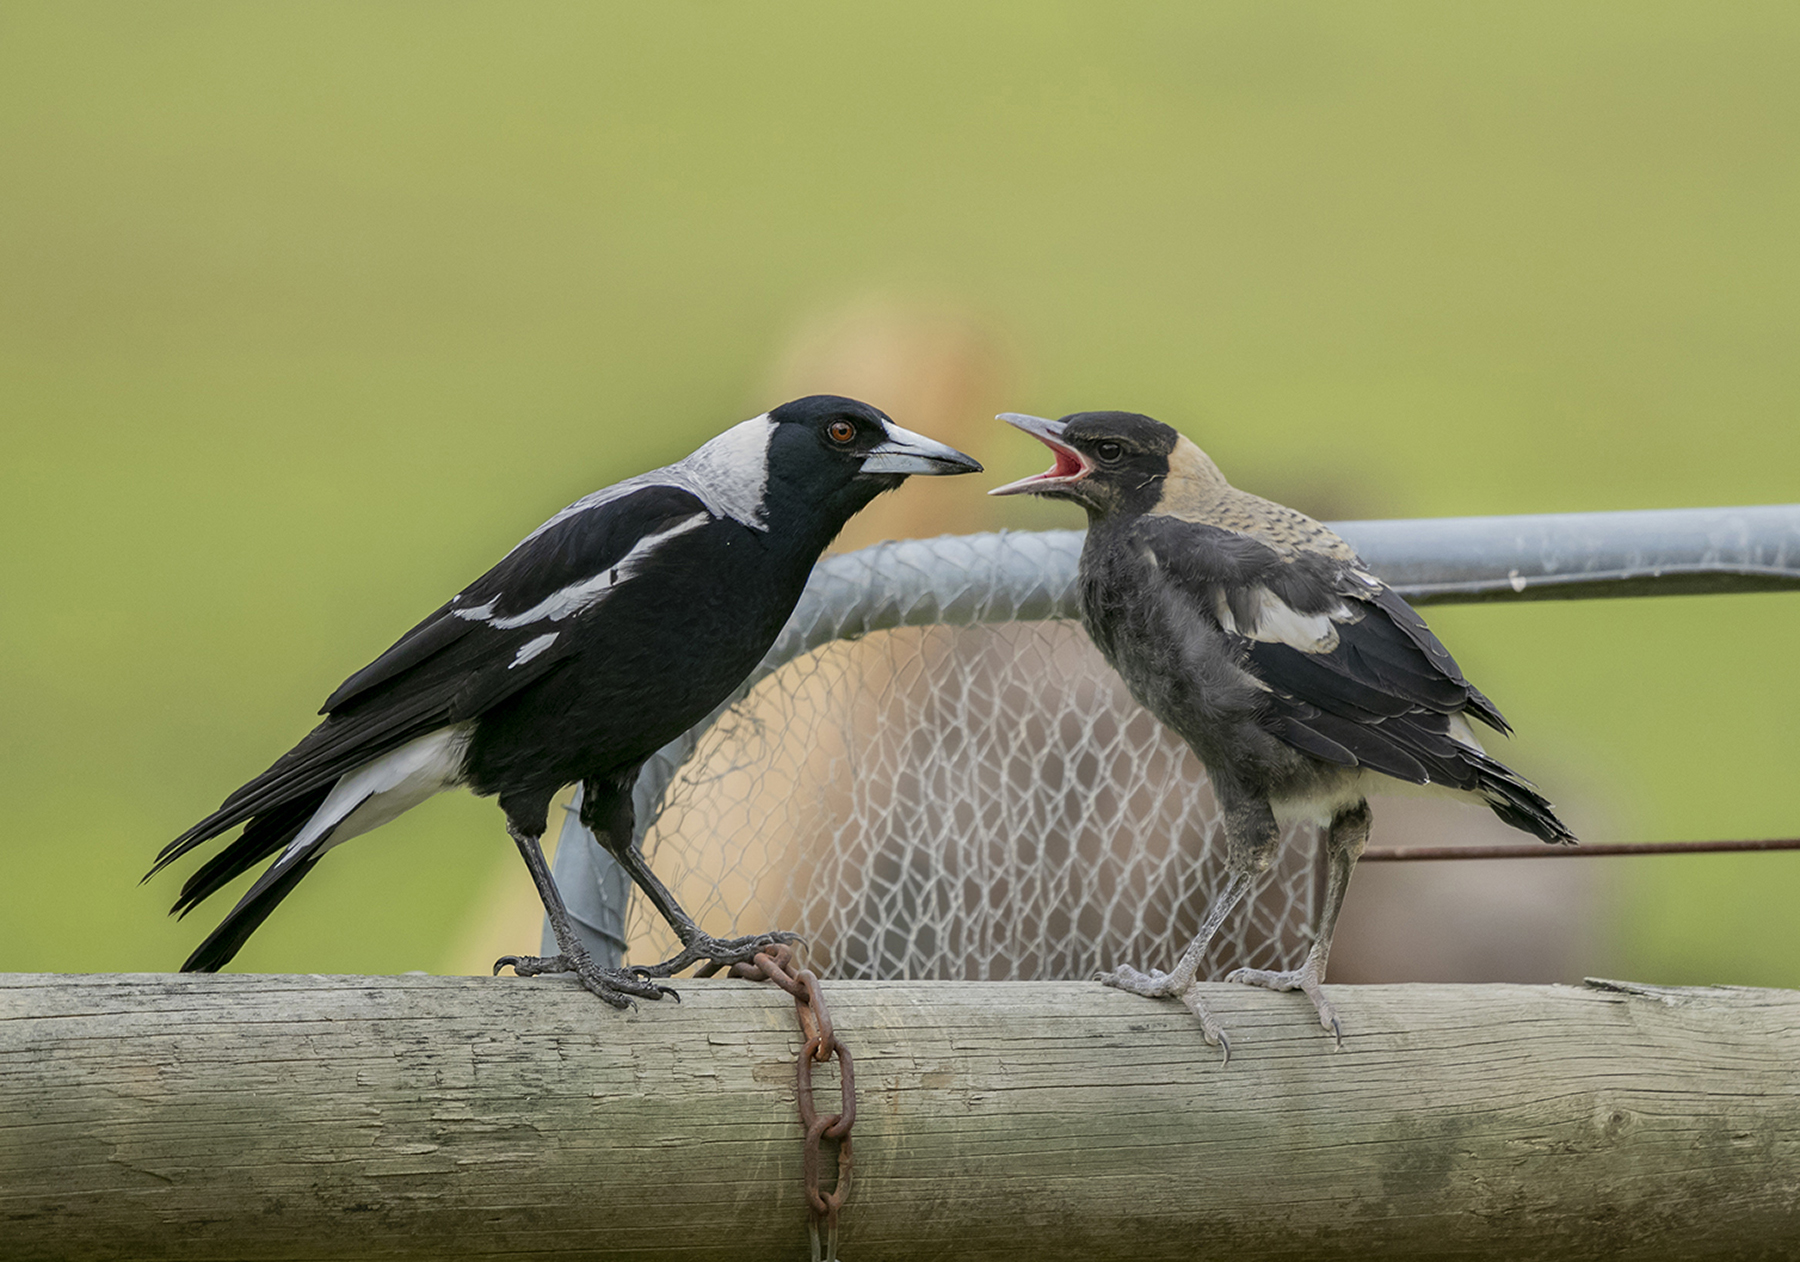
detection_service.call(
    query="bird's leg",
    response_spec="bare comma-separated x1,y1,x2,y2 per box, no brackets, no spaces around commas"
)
606,844,802,979
1098,794,1282,1060
581,775,799,980
493,820,676,1009
1099,870,1254,1055
1227,800,1371,1047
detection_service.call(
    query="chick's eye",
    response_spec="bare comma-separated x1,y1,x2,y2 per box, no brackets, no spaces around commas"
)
1095,441,1123,462
828,420,857,444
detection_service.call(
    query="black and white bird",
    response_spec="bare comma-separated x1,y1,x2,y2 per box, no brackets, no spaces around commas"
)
151,396,981,1007
992,410,1573,1056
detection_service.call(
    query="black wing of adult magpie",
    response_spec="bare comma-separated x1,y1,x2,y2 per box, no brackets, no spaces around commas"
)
992,410,1572,1057
150,395,981,1007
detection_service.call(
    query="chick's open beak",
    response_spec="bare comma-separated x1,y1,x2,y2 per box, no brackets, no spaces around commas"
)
861,422,984,476
988,413,1089,496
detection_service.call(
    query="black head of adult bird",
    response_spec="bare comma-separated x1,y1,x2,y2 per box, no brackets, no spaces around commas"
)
149,395,981,1007
992,409,1572,1058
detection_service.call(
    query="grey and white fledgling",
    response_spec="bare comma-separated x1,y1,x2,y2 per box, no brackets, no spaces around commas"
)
992,410,1573,1057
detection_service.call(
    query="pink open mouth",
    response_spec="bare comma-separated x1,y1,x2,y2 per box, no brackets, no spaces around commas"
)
989,417,1090,497
1043,443,1085,481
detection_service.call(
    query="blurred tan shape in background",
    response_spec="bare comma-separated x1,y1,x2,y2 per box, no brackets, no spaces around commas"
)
768,296,1019,552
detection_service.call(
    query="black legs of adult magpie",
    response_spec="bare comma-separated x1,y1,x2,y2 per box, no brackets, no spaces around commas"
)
495,819,674,1008
580,772,799,980
494,771,797,1001
1098,797,1373,1061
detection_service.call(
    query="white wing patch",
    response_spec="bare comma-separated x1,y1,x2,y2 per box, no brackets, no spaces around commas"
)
470,512,708,630
1446,711,1487,753
1213,585,1349,653
510,632,559,669
280,724,475,862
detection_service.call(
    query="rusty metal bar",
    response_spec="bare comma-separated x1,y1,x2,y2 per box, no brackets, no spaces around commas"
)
1361,838,1800,861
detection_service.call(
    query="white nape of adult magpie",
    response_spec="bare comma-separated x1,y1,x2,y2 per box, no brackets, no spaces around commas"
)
992,410,1573,1057
150,396,981,1007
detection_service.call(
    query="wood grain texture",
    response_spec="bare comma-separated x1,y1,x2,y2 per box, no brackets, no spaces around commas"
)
3,973,1798,1261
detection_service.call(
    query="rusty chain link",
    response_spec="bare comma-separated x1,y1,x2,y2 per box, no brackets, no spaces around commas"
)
702,944,854,1260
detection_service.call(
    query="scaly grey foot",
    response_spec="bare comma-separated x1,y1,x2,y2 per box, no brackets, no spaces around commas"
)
494,949,677,1008
1226,962,1342,1048
1097,963,1231,1064
629,929,804,980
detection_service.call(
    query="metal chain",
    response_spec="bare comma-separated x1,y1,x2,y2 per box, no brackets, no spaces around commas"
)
705,945,855,1260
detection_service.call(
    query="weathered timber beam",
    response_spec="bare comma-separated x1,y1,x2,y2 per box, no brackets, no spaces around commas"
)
3,973,1798,1261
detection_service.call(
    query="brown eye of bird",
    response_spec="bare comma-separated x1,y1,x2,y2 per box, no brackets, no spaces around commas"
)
828,420,856,444
1095,440,1123,462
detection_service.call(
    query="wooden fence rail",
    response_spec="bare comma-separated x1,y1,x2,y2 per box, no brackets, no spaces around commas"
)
3,972,1797,1260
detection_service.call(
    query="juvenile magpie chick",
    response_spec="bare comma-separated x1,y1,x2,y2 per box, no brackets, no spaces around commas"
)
992,411,1572,1056
151,396,980,1008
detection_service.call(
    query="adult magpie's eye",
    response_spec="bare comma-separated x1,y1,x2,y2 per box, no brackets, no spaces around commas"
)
1095,441,1123,462
828,420,857,444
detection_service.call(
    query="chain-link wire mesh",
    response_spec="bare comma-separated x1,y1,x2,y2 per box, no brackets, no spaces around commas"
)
631,620,1322,980
550,530,1321,982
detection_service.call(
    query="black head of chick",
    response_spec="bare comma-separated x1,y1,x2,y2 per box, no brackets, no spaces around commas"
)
991,407,1572,1061
150,394,979,1010
989,410,1189,521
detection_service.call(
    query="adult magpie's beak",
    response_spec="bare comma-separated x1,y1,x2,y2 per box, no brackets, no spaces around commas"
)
861,423,983,476
988,413,1090,496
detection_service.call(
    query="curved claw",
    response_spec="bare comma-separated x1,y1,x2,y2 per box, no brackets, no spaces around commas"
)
1101,963,1234,1064
1178,985,1232,1067
1227,962,1344,1049
494,952,572,978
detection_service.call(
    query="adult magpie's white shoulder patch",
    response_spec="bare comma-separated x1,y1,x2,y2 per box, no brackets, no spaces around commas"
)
670,412,776,530
526,413,776,544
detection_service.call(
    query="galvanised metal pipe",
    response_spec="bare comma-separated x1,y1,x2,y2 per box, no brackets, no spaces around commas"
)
1340,503,1800,604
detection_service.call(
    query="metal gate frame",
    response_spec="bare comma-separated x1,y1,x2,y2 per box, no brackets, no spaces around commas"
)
547,503,1800,967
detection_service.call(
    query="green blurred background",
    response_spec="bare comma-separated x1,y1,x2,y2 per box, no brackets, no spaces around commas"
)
2,2,1794,984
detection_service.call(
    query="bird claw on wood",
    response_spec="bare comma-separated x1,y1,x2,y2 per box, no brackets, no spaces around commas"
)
627,930,805,980
1227,963,1343,1049
1097,964,1231,1064
493,952,678,1009
1096,962,1184,996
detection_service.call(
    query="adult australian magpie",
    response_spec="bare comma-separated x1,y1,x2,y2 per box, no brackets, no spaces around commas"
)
150,396,981,1008
992,410,1573,1056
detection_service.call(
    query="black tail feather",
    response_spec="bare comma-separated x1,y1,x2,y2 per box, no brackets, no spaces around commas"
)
1475,756,1577,845
181,853,322,973
171,789,329,919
